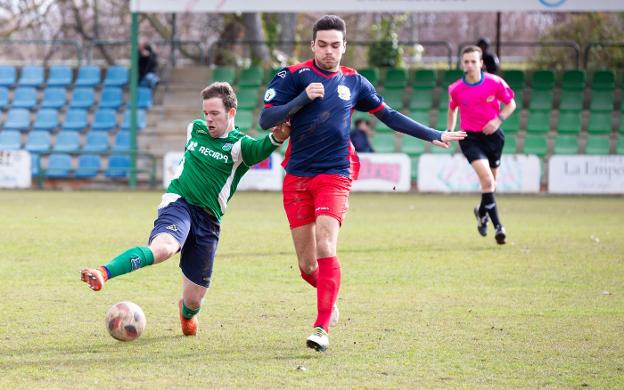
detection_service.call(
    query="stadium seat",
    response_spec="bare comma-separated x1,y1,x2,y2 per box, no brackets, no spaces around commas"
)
12,87,37,109
584,135,611,155
53,131,80,153
559,90,583,112
502,70,525,92
408,90,434,111
530,70,555,90
617,137,624,154
357,68,379,86
137,87,152,110
0,87,8,107
0,130,21,150
106,154,131,178
99,87,124,110
375,120,392,134
62,109,88,132
522,134,548,156
430,140,457,154
235,109,254,131
556,111,582,134
91,109,118,132
75,66,101,87
526,111,551,134
112,131,131,152
46,65,73,87
513,90,524,108
409,110,431,127
591,70,615,91
400,135,426,156
211,66,235,84
69,88,95,109
238,66,263,88
31,153,40,176
25,131,52,152
435,109,448,129
3,108,31,130
528,90,553,111
33,109,60,132
589,90,614,112
619,113,624,134
103,65,129,87
553,135,579,154
237,88,259,110
384,68,408,89
561,69,586,91
46,153,72,178
371,133,396,153
587,112,613,134
382,88,404,109
40,87,67,109
75,154,101,178
440,69,462,89
411,69,437,90
83,131,109,152
120,109,147,131
503,110,520,134
18,65,44,87
0,65,16,87
503,134,517,154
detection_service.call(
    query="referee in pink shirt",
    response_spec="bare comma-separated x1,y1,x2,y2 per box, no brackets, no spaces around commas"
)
447,45,517,244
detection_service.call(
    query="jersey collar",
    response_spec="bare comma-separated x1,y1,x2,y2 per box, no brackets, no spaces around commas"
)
311,59,340,79
462,71,485,87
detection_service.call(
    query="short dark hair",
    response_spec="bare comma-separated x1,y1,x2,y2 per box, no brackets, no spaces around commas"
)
462,45,483,59
354,118,370,128
312,15,346,41
201,82,237,111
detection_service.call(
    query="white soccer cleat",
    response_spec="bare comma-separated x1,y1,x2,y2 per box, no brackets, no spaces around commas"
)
329,304,339,327
306,326,329,352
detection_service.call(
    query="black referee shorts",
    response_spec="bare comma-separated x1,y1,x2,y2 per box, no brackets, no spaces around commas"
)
459,129,505,168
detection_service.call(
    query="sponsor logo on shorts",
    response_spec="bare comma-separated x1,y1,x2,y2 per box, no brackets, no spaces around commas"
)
166,224,178,232
130,256,141,271
315,206,330,212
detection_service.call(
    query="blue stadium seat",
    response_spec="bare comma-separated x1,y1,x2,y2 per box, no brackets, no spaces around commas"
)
69,87,95,109
31,153,40,176
0,65,16,87
112,131,131,152
120,109,146,130
12,87,37,109
53,131,80,153
25,131,52,152
137,87,152,110
83,131,109,152
91,108,117,132
0,130,21,150
99,87,124,110
103,66,128,87
0,87,8,107
106,154,130,177
18,65,44,87
3,108,31,130
33,109,60,132
46,153,72,178
74,66,101,87
62,109,88,132
46,65,73,87
75,154,101,178
40,87,67,109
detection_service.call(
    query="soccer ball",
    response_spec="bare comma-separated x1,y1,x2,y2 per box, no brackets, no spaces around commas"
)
105,301,146,341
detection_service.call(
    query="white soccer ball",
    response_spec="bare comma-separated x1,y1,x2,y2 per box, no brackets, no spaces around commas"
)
105,301,146,341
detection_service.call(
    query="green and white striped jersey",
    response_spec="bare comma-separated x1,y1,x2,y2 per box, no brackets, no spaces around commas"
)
166,119,282,222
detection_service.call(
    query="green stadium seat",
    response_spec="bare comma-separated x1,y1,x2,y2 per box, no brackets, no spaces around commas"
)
559,90,584,112
528,90,553,111
616,137,624,154
384,68,408,89
409,110,431,127
357,68,379,86
211,66,235,84
438,92,449,110
503,110,521,134
436,109,448,130
513,90,524,108
553,135,579,154
430,141,457,154
235,109,254,131
411,69,437,90
400,135,426,156
587,112,613,134
522,134,548,156
238,66,263,88
619,113,624,134
526,110,551,134
410,157,418,181
557,111,582,134
531,70,555,91
440,69,462,89
589,90,614,112
503,134,517,154
375,120,393,133
237,87,259,110
591,70,615,91
561,70,586,91
584,135,611,155
371,133,396,152
409,90,434,111
382,88,404,109
352,110,370,124
502,70,525,92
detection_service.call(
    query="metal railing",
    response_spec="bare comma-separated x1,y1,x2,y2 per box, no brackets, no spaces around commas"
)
457,41,581,69
0,39,83,65
85,39,206,65
583,42,624,68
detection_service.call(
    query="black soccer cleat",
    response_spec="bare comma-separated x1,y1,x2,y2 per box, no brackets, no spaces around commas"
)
495,225,506,245
474,206,488,237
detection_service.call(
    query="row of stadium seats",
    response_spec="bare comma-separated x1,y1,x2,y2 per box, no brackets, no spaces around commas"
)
0,86,152,111
0,65,129,88
32,153,131,179
0,108,147,132
0,130,133,153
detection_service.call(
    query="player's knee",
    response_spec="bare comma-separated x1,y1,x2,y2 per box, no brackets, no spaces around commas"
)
149,234,179,262
299,261,317,275
481,176,496,191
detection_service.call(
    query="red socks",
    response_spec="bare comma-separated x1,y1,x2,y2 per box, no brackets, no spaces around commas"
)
313,256,341,332
300,266,319,288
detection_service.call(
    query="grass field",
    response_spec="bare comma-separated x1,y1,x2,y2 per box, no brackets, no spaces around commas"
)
1,191,623,389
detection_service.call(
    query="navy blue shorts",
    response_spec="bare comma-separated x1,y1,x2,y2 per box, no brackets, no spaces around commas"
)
148,197,220,288
459,129,505,168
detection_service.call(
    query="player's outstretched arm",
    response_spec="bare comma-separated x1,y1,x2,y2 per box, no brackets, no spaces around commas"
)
241,122,291,166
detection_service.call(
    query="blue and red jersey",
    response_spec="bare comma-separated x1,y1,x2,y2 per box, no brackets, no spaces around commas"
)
263,59,384,178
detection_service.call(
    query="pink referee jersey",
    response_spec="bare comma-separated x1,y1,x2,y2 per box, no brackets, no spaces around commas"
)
448,72,514,132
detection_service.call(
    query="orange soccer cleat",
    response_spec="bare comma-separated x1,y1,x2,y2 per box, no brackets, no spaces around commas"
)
178,299,198,336
80,267,107,291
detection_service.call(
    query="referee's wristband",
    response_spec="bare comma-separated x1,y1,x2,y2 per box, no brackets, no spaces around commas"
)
497,114,506,122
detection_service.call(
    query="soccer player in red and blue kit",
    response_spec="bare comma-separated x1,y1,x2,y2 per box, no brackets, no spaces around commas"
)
447,45,517,244
259,15,466,352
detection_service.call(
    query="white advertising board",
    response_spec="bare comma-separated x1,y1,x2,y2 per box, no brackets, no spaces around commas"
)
351,153,412,192
0,150,31,189
548,155,624,194
418,153,541,193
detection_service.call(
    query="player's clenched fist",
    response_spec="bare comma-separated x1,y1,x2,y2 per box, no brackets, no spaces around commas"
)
305,83,324,100
272,120,291,142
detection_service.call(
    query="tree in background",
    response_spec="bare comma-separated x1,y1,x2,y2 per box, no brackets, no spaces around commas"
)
367,15,406,68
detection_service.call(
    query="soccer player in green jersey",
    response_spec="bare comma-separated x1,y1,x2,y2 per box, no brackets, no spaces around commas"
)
80,82,290,336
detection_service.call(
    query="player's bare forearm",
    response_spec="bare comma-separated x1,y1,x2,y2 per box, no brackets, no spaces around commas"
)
446,107,458,131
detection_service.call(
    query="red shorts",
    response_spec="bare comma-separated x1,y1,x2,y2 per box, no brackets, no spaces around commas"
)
283,173,352,229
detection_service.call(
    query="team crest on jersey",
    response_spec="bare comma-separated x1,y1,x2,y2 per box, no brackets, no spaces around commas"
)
222,143,233,151
264,88,276,102
337,85,351,101
486,95,495,103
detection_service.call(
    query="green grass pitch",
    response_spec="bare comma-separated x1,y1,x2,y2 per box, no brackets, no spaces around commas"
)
1,191,623,388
